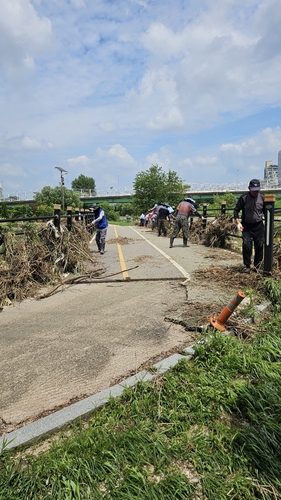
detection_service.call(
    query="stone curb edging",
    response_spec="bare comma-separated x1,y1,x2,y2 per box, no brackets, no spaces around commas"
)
0,300,271,453
0,352,193,452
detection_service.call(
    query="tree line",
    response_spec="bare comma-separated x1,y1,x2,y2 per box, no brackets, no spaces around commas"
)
0,166,241,220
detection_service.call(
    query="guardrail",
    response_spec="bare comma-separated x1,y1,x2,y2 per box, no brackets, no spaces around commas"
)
0,199,279,274
0,205,95,232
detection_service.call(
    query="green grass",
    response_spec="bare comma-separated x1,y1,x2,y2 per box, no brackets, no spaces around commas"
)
1,312,281,498
108,219,136,226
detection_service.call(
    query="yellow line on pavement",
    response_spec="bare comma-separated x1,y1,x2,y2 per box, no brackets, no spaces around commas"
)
113,226,130,280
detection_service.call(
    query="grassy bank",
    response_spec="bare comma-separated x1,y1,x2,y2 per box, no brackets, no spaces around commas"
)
1,307,281,498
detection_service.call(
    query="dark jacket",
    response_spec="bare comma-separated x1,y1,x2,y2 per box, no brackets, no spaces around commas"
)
158,206,170,220
233,192,265,225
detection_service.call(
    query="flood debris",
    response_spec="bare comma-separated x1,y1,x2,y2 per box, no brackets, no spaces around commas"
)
0,221,97,307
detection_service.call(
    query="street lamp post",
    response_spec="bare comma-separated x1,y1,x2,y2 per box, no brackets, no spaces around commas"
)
55,166,68,211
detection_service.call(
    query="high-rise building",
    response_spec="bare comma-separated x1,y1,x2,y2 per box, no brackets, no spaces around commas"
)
264,160,278,185
278,150,281,185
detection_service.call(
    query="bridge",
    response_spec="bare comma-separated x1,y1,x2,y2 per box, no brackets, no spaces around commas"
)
1,181,281,207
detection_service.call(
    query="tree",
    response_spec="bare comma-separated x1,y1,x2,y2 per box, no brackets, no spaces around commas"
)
0,203,9,218
211,192,238,215
71,174,96,193
132,164,188,214
34,186,81,212
99,201,118,221
116,203,134,217
10,204,34,218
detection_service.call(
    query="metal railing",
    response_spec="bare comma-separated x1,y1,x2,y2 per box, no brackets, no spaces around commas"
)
0,198,279,274
0,206,95,232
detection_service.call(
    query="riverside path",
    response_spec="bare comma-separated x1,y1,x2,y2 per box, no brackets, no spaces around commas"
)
0,224,242,434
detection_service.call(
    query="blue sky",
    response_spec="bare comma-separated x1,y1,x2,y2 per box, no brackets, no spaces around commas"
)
1,0,281,197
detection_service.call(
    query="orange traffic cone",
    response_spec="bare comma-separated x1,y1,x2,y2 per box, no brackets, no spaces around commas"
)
210,291,246,331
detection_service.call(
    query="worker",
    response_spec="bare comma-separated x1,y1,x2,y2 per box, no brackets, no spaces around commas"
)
157,202,170,236
169,197,203,248
87,204,108,254
139,213,146,226
234,179,265,273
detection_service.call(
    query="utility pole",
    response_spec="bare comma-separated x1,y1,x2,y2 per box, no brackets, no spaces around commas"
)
55,166,68,211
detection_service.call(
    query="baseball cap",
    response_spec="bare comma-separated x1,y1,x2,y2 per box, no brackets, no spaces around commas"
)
90,204,99,211
249,179,260,191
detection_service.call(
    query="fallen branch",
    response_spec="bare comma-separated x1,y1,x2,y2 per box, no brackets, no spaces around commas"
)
37,265,140,299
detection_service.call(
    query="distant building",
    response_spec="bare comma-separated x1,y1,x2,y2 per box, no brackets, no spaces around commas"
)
264,160,278,185
278,150,281,185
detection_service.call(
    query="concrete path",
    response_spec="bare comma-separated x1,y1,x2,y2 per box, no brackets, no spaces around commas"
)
0,225,242,448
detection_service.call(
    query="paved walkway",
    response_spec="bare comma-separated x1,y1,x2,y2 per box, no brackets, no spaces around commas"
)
0,226,243,449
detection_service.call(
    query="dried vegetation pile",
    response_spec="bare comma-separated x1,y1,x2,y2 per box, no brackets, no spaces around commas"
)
0,222,95,307
2,214,281,307
189,215,237,247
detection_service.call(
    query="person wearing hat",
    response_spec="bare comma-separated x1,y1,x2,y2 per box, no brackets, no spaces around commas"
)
157,202,170,237
87,204,108,254
233,179,265,273
169,197,203,248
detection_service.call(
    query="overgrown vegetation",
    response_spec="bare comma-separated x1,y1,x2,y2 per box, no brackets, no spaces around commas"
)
1,288,281,498
0,221,93,307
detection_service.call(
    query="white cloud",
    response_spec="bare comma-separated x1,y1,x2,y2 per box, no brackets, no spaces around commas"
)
145,152,170,171
67,155,91,166
98,122,117,132
183,158,193,167
182,156,218,168
108,144,135,164
1,0,281,196
22,136,54,150
180,154,225,182
70,0,85,7
0,134,54,151
133,1,281,131
132,0,148,7
141,23,185,61
0,162,22,177
0,0,52,73
220,127,281,157
147,107,184,131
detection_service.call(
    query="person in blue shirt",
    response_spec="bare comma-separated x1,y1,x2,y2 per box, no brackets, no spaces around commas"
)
87,204,108,254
